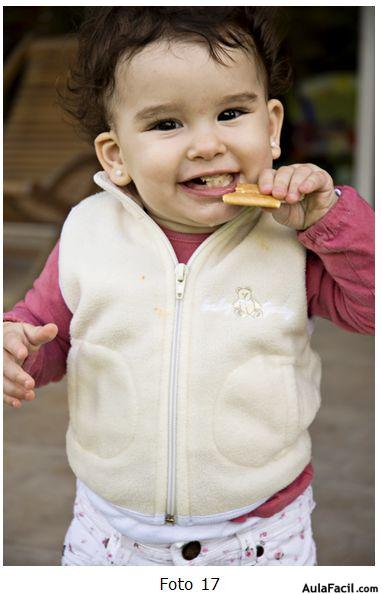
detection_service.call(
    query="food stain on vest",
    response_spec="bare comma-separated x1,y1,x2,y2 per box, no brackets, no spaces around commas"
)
154,306,168,318
256,237,270,251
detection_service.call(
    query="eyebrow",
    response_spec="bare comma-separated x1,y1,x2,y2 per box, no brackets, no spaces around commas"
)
218,92,258,105
134,92,258,122
134,103,181,122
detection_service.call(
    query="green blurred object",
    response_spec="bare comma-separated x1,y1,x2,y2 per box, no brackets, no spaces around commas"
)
286,73,356,184
288,72,356,125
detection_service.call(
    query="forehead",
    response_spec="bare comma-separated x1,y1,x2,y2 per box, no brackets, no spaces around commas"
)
113,40,265,110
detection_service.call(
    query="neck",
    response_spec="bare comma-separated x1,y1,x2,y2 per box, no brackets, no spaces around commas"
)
149,213,221,234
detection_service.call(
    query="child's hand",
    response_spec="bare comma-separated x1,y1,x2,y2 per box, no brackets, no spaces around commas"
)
3,321,58,408
258,164,338,230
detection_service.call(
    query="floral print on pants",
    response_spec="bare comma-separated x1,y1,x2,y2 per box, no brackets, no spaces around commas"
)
61,486,317,566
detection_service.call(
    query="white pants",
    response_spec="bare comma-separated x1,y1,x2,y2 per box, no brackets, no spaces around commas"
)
62,486,317,566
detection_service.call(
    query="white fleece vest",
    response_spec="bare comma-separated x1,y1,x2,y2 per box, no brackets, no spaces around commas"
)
59,172,321,526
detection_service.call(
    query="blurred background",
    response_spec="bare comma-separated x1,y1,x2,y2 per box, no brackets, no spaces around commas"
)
3,7,374,565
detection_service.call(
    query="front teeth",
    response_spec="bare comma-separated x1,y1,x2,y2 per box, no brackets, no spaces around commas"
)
200,174,234,188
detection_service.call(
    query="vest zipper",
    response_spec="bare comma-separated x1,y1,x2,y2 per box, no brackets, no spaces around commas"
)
93,171,261,524
165,263,188,524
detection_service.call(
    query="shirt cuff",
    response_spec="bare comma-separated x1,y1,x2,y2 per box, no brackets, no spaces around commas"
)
3,314,26,324
297,186,351,249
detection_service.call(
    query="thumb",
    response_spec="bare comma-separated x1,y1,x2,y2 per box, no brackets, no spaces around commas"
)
268,202,293,227
23,323,58,350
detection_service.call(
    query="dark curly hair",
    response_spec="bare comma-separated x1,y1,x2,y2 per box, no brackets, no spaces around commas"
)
62,7,292,143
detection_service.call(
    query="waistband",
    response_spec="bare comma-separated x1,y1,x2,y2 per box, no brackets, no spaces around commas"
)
75,481,315,566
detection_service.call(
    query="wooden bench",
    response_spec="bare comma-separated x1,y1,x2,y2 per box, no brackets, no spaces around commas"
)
4,35,99,309
4,35,99,223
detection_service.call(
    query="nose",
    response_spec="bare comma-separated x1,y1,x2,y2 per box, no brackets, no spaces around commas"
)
186,128,227,161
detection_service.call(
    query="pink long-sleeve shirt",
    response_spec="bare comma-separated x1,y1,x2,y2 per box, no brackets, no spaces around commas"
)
4,185,374,521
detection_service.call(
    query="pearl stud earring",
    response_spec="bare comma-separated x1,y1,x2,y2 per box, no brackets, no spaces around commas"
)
115,169,123,177
270,141,278,149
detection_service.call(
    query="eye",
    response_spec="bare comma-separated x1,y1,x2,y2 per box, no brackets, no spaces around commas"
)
218,108,247,121
150,119,182,131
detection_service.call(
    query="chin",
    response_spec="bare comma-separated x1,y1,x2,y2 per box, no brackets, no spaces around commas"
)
199,206,241,228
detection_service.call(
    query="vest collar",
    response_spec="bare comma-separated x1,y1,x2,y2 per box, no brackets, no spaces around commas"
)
94,171,145,211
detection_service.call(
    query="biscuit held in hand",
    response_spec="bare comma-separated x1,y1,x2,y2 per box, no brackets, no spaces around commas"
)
222,183,281,208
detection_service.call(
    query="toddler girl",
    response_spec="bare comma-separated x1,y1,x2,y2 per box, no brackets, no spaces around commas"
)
3,7,374,566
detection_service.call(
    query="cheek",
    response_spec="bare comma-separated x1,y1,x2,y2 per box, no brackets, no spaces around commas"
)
237,136,274,171
134,138,181,182
234,117,272,157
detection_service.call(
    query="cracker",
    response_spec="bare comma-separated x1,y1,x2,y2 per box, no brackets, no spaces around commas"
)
222,183,281,209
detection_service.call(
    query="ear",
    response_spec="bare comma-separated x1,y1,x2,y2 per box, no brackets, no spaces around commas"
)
94,131,132,186
267,99,284,160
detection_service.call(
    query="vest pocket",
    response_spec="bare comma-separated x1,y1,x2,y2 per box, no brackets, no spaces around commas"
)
67,340,138,458
213,356,316,467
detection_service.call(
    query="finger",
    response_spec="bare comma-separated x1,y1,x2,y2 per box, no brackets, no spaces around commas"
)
3,377,35,400
3,394,23,408
271,166,296,200
3,351,35,389
285,165,316,203
298,169,329,195
257,168,276,194
23,323,58,349
3,330,29,361
266,202,292,226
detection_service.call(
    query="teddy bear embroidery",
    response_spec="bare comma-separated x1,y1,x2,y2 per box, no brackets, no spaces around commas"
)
233,287,263,319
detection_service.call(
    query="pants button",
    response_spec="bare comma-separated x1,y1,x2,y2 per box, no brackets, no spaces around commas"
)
181,541,201,560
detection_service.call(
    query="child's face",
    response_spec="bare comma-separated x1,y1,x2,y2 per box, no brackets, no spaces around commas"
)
96,40,283,232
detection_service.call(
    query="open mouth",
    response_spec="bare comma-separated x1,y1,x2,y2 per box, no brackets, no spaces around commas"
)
184,173,234,188
180,172,239,196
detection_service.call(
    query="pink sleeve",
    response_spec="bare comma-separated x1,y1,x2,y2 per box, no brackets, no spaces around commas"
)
4,186,373,388
3,241,72,386
300,186,374,334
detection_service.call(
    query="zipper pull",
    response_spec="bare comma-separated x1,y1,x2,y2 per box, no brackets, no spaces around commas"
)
165,514,175,525
175,263,188,300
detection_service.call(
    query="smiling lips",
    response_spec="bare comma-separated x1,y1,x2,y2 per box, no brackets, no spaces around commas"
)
180,172,240,197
